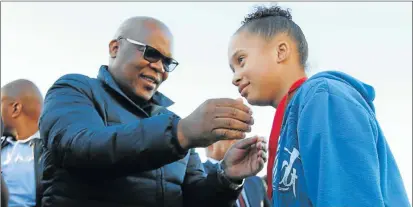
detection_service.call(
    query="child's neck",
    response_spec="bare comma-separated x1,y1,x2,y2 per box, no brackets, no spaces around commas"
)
272,68,306,108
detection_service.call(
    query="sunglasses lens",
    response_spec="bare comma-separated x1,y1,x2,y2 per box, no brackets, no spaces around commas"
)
144,46,178,72
164,61,177,72
144,46,162,63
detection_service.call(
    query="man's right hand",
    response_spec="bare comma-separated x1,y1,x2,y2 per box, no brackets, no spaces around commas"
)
176,98,254,150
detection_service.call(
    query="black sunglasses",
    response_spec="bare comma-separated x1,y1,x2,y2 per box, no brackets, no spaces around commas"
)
117,36,179,72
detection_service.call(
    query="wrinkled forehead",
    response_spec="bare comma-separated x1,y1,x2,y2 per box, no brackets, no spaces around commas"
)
146,29,174,58
130,21,174,57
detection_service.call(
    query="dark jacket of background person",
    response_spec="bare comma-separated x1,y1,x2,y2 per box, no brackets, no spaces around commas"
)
39,66,241,207
1,175,8,207
204,160,271,207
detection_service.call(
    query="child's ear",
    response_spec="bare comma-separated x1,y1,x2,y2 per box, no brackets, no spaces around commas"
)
275,41,290,64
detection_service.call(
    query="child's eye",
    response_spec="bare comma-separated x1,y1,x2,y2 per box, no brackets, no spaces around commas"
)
237,56,245,65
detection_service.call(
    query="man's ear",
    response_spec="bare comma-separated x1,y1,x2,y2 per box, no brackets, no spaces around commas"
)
275,41,291,64
11,102,22,118
109,39,119,58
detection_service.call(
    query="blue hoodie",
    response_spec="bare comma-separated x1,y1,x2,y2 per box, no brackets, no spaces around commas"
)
271,71,410,207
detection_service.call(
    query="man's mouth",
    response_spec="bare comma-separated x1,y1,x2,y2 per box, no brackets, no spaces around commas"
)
139,74,160,85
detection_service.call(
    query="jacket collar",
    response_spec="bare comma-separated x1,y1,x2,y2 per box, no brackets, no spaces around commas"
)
1,131,40,149
207,157,220,164
97,65,174,108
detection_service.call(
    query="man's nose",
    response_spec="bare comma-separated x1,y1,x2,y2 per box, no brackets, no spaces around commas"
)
150,60,165,73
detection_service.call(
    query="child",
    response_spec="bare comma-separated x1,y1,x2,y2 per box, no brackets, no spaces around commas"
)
227,5,410,207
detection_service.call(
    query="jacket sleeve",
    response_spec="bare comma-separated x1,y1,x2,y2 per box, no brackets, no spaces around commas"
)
39,74,188,176
297,90,384,207
182,150,241,207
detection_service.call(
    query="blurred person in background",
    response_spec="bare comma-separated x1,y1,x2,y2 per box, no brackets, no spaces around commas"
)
205,140,271,207
1,79,44,207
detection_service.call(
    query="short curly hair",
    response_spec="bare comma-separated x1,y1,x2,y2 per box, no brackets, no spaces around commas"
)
237,5,308,67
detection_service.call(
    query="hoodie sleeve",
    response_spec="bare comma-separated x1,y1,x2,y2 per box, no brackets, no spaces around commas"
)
297,90,385,207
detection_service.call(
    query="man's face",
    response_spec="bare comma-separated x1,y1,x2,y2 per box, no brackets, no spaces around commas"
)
109,23,173,101
0,97,18,134
228,31,284,106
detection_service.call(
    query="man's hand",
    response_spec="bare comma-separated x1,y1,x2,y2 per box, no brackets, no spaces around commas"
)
221,136,267,181
177,98,254,150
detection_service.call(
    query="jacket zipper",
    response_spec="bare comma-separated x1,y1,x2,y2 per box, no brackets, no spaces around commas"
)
31,141,40,207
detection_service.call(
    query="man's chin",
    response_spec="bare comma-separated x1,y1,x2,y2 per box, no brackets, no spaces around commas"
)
138,92,154,102
130,89,155,103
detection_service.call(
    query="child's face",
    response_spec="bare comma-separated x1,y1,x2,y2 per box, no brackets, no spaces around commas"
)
228,31,285,106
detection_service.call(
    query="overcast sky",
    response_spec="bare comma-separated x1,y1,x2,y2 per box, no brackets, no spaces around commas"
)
2,2,411,202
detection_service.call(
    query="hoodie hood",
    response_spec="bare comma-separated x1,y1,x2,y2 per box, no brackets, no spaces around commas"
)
308,71,376,111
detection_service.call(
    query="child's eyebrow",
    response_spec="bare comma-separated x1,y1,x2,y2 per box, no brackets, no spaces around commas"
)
230,50,242,61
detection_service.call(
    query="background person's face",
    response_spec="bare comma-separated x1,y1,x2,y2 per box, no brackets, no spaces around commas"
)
110,25,173,101
0,98,17,134
228,31,284,106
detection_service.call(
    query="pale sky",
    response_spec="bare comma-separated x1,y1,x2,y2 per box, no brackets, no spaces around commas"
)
2,2,412,203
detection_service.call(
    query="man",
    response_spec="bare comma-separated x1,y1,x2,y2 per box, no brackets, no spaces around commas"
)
1,79,44,207
227,5,410,207
204,140,271,207
39,16,267,207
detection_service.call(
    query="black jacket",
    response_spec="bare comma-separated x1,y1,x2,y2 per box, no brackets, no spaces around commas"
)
0,136,44,207
204,160,272,207
39,65,241,207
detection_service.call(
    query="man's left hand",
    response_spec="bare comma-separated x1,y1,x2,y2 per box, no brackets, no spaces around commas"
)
221,136,267,181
